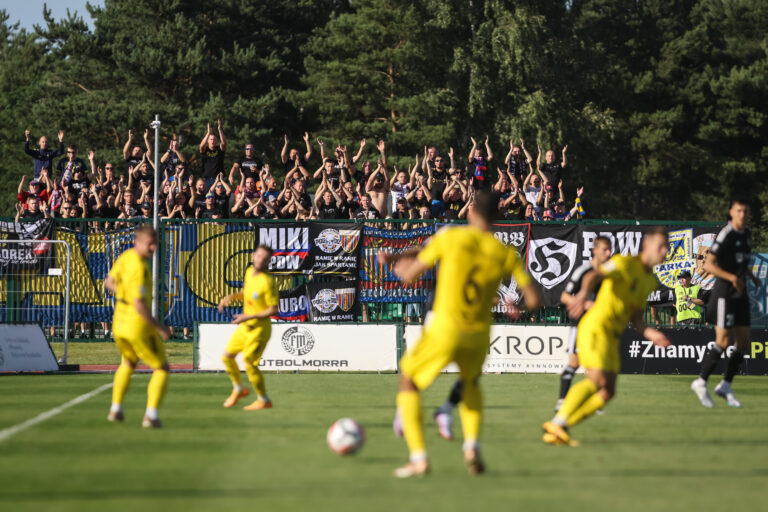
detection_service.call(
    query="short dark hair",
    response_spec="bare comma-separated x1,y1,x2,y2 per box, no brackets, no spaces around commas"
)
471,190,500,224
255,244,274,257
594,235,611,249
730,196,749,208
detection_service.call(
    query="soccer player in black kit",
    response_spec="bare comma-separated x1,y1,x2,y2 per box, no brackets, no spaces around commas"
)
691,198,761,408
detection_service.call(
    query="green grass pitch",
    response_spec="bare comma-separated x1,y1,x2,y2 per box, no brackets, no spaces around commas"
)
0,373,765,511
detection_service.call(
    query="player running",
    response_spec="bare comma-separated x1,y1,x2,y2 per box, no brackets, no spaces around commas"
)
691,198,760,408
105,225,171,429
379,191,540,478
217,245,279,410
542,227,671,446
555,235,612,411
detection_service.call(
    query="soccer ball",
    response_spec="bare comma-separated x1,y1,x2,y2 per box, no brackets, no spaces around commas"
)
326,418,365,455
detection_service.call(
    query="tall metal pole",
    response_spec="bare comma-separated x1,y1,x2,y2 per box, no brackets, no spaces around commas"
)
151,114,161,317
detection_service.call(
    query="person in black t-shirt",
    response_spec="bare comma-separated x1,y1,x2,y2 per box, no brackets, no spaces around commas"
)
196,194,219,219
537,143,567,193
406,178,432,218
15,196,48,222
441,177,468,220
351,193,381,220
504,138,534,186
692,198,762,409
122,129,152,171
314,157,343,190
160,139,186,175
314,172,345,219
229,142,263,185
198,119,228,184
501,188,528,220
281,132,312,174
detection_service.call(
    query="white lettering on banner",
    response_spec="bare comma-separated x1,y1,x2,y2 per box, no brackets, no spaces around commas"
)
625,339,747,363
0,325,59,372
404,325,576,374
197,323,397,372
259,227,309,250
582,231,642,260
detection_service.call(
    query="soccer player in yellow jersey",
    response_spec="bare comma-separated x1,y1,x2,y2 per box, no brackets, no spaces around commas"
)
104,225,171,429
217,244,279,410
543,227,671,446
379,191,540,478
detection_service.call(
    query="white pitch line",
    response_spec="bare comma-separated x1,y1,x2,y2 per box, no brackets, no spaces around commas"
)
0,382,113,444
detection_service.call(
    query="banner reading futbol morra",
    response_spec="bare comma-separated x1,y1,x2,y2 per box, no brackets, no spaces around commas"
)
527,224,723,307
0,219,55,273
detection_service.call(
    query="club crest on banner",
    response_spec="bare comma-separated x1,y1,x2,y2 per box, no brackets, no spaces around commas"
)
336,287,356,312
339,230,360,253
654,229,695,288
312,288,339,313
314,229,342,253
527,238,577,289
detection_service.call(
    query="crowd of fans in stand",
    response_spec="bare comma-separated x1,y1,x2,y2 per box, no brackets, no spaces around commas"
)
17,121,586,225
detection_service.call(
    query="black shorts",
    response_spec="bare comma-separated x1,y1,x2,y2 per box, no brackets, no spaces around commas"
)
706,295,750,328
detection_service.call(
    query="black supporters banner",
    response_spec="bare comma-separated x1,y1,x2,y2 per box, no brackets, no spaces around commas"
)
528,224,723,307
254,222,361,275
0,218,55,274
491,223,531,317
273,284,310,322
306,279,360,322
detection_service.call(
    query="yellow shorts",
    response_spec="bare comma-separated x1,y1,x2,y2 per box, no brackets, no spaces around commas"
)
575,324,620,373
225,323,271,363
400,322,489,390
114,330,166,369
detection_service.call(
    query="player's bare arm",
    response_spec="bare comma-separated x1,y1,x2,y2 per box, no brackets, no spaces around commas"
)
217,292,244,313
104,276,117,293
631,310,670,347
566,269,604,319
377,247,426,284
231,305,278,325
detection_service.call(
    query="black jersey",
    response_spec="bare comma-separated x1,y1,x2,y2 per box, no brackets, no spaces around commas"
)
563,261,601,324
710,222,752,299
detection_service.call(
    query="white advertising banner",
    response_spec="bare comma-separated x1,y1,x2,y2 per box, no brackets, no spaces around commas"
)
0,324,59,372
198,323,397,372
404,324,573,374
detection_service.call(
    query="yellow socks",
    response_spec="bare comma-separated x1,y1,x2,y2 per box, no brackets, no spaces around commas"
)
555,378,597,424
245,363,267,399
397,390,426,460
458,380,482,447
111,362,134,406
566,392,606,427
146,369,168,409
222,356,242,388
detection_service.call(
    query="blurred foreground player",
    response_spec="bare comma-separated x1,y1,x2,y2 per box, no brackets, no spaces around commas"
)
105,225,171,428
217,245,279,410
379,191,540,477
691,198,760,408
555,235,612,411
543,228,671,446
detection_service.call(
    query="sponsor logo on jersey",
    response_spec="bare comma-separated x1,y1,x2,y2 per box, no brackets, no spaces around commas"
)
527,238,577,289
280,326,315,356
311,288,338,313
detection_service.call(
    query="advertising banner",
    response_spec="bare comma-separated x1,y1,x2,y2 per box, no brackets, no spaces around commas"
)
197,323,397,371
306,279,360,322
404,324,573,374
620,327,768,375
0,324,59,372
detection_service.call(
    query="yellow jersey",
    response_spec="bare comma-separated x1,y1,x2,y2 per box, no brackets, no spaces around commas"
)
580,254,659,337
109,248,152,337
417,225,531,331
241,267,279,329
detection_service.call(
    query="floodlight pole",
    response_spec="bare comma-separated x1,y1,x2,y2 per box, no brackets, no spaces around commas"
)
150,114,161,317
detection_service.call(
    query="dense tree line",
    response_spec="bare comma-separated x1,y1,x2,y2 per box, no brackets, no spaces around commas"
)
1,0,766,245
